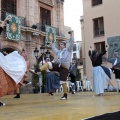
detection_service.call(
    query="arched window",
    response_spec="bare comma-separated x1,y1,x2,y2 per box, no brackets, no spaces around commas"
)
1,0,17,20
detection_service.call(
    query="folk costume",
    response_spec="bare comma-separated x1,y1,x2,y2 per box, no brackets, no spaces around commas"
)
107,54,120,93
89,50,111,95
34,35,74,99
14,51,30,98
46,72,60,95
0,24,27,105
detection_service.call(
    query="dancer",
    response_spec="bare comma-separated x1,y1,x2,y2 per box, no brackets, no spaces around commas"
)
14,49,31,98
31,31,74,100
43,58,60,96
0,16,27,106
88,49,111,96
107,52,120,94
46,71,61,96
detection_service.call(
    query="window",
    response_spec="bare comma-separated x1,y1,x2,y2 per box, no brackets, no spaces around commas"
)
73,44,77,51
1,0,17,20
94,42,106,62
40,7,51,26
93,17,104,37
94,42,105,53
92,0,102,6
40,7,51,31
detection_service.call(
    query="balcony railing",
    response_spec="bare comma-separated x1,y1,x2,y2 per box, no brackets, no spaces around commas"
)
0,11,65,37
0,10,26,27
37,23,65,37
36,23,63,36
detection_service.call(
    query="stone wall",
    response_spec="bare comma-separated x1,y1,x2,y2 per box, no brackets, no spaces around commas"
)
0,0,66,93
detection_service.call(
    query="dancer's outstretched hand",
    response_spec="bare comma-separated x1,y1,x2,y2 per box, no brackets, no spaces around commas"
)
105,44,108,51
4,15,11,22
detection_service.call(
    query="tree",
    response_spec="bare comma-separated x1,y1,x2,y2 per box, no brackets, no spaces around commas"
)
76,69,81,81
32,64,39,93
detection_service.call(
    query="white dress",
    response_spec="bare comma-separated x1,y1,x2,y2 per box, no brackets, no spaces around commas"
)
92,66,110,94
0,51,27,84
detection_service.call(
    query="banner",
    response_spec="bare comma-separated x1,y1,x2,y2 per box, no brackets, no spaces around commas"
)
6,13,21,41
45,25,56,47
107,36,120,59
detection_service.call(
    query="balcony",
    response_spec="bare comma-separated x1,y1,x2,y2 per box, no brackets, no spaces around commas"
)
0,10,26,27
0,11,65,37
36,23,64,36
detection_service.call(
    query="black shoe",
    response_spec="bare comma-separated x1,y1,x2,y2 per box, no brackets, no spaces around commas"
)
118,90,120,94
14,94,20,98
49,92,54,96
60,94,67,100
71,91,75,94
0,102,5,106
23,80,31,85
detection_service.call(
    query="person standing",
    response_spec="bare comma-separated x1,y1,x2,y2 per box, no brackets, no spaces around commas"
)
107,52,120,94
88,50,111,96
69,58,78,94
31,31,74,100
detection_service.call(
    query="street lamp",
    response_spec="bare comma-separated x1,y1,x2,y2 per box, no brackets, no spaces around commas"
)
40,45,45,54
34,47,39,60
45,50,50,59
34,46,51,64
40,45,45,65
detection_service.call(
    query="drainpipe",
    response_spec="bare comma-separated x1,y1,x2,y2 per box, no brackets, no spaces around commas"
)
80,16,86,77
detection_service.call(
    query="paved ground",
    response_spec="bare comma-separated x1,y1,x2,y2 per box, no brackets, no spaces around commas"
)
0,92,120,120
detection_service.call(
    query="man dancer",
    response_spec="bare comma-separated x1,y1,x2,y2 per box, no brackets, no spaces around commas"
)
31,31,74,100
107,52,120,94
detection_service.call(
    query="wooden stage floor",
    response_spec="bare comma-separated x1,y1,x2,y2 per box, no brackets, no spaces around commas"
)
0,92,120,120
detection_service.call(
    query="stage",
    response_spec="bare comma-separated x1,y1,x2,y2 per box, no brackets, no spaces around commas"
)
0,92,120,120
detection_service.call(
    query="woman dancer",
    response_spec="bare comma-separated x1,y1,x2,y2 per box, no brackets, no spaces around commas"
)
88,50,111,96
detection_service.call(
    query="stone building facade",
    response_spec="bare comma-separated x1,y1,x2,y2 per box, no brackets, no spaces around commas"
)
81,0,120,87
0,0,66,93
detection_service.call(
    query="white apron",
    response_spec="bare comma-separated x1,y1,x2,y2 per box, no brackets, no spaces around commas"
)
92,66,110,94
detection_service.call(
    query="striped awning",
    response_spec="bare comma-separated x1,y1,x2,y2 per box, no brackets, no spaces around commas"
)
39,0,54,6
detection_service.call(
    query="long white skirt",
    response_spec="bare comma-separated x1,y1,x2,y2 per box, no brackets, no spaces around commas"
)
92,66,110,95
0,51,27,84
